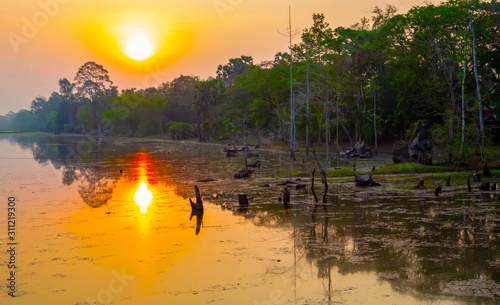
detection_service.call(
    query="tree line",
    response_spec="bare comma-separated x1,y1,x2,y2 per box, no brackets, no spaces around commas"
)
1,0,499,161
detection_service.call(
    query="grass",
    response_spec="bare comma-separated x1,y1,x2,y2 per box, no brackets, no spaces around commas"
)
372,163,457,175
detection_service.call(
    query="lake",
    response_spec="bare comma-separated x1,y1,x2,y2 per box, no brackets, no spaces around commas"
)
0,133,498,305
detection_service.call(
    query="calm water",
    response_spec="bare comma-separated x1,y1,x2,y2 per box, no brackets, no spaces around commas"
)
0,133,499,305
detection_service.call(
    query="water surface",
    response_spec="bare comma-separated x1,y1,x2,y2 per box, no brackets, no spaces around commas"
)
0,133,498,304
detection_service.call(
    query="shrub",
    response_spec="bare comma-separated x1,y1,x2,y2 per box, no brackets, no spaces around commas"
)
167,122,196,140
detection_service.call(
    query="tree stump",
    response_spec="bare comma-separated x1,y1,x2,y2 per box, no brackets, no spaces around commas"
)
434,184,442,196
446,176,451,186
238,193,249,205
283,187,290,205
413,178,425,189
480,182,490,191
491,181,497,191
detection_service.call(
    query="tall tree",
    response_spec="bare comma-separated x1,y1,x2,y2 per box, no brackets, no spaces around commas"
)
74,62,113,136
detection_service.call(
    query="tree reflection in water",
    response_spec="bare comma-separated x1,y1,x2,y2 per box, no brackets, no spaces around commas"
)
4,133,500,301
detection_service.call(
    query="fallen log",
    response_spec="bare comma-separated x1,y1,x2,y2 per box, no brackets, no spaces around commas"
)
276,179,306,189
355,174,380,187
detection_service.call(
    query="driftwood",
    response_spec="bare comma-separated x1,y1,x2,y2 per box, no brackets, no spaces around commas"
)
189,185,204,211
413,178,425,189
355,174,380,187
340,140,373,159
258,183,270,187
277,179,306,190
480,182,490,191
234,168,253,178
247,160,261,168
238,193,249,205
434,184,442,196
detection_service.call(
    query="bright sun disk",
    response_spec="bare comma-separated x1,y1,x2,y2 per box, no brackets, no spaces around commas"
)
125,34,153,61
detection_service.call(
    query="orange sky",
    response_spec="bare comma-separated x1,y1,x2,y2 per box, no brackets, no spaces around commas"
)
0,0,438,115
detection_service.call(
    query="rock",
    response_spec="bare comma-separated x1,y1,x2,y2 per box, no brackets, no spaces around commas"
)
258,183,270,188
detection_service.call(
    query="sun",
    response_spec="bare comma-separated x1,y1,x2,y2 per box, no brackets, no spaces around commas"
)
124,33,153,61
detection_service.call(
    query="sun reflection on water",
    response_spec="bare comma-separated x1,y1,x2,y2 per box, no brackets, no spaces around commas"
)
134,181,153,214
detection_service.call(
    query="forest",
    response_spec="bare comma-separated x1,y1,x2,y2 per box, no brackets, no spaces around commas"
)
1,0,499,162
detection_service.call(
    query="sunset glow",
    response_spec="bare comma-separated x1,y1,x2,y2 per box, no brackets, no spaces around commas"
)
124,33,154,61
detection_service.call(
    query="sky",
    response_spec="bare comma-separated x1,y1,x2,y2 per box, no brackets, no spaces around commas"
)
0,0,438,115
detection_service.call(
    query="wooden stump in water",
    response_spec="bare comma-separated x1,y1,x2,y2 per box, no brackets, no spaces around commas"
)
413,178,425,189
491,181,497,191
434,184,442,196
473,172,481,182
238,193,249,205
282,187,290,205
467,176,472,192
480,182,490,191
446,176,451,187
